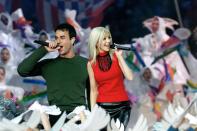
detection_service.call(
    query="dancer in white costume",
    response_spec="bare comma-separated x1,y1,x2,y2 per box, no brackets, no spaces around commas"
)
0,66,24,100
133,16,190,84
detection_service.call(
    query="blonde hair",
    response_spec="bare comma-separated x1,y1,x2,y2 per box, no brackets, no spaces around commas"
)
88,27,113,64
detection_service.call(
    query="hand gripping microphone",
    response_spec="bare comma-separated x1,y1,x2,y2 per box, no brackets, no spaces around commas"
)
110,43,146,67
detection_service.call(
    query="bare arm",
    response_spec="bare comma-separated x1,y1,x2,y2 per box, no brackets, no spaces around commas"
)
40,113,51,131
115,50,133,80
87,61,98,110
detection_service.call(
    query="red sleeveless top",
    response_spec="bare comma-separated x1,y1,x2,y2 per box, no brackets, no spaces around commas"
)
91,52,129,102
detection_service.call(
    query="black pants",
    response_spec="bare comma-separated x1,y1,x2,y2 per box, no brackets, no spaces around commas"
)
98,101,131,130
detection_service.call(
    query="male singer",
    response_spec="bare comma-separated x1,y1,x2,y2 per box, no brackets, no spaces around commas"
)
17,23,89,125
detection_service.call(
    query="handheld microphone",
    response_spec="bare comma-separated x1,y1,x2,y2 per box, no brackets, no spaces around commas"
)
110,43,131,51
111,43,146,67
34,40,49,46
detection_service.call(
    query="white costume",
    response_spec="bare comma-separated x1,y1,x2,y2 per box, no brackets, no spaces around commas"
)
0,82,24,100
134,16,190,84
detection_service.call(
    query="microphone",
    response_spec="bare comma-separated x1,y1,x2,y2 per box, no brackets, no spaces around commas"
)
110,43,132,51
34,40,49,46
110,43,146,67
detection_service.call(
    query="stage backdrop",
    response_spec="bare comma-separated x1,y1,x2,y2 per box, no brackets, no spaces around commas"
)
0,0,114,32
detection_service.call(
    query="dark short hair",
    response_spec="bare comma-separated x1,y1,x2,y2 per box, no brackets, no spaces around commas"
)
0,47,9,54
55,23,76,39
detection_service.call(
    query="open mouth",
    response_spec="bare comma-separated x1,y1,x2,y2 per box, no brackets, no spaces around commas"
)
58,46,64,51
